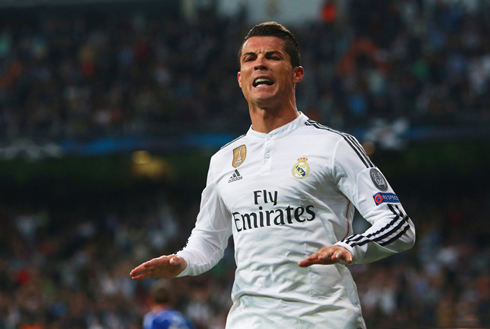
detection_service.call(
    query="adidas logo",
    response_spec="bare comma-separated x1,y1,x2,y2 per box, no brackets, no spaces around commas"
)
228,169,243,183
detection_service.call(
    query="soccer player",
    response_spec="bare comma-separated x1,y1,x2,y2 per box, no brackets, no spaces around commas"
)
143,280,195,329
131,22,416,328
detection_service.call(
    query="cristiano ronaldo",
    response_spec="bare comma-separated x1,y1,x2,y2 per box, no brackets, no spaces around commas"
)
131,22,415,329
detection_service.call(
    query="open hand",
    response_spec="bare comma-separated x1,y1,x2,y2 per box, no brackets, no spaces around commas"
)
298,245,353,267
130,255,187,280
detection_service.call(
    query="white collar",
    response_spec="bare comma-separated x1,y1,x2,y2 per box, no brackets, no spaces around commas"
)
247,112,309,141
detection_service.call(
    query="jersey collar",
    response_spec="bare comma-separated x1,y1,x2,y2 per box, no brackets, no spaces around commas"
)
247,112,309,140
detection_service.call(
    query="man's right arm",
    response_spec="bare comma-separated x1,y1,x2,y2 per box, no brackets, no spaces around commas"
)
175,177,233,276
131,162,232,280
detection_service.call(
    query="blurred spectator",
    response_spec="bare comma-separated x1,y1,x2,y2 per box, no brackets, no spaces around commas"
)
143,280,195,329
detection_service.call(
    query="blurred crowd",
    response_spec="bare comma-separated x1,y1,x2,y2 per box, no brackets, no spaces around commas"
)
0,183,489,328
0,188,233,329
1,0,490,328
0,0,490,141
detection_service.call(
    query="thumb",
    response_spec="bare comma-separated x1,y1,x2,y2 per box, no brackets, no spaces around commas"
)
169,255,182,266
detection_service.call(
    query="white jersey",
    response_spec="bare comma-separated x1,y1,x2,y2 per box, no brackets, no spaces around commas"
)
176,113,415,329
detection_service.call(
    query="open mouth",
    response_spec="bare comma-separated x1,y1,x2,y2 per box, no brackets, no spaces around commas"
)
253,77,274,87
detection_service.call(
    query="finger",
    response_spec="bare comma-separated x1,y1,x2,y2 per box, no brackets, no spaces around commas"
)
130,266,144,277
169,256,181,266
130,261,154,276
298,259,314,267
298,253,323,267
299,256,316,266
131,273,151,280
339,250,352,263
331,251,344,264
130,264,150,277
300,250,337,267
319,249,335,262
299,256,333,267
333,250,353,265
130,268,148,278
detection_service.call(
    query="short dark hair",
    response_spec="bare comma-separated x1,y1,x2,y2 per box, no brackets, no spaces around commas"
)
149,280,173,305
238,21,301,68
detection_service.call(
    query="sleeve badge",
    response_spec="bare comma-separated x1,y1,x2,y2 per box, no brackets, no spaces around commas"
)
370,168,388,191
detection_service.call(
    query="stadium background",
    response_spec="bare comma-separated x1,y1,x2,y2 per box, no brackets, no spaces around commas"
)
0,0,489,328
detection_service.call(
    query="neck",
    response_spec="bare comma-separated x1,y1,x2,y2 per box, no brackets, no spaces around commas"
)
249,98,299,134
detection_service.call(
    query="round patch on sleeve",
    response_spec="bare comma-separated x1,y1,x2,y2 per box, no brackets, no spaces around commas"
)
370,168,388,191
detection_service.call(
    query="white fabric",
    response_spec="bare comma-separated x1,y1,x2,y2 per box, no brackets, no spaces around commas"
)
177,113,415,329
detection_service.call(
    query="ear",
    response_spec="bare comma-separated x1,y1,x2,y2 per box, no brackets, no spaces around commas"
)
293,66,304,83
237,71,242,88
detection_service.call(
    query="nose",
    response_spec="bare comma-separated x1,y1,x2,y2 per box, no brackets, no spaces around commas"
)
254,56,267,70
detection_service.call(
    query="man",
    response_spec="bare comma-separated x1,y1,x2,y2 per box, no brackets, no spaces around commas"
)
143,280,195,329
131,22,415,328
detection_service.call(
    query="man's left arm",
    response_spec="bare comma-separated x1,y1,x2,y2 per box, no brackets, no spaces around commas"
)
299,136,415,267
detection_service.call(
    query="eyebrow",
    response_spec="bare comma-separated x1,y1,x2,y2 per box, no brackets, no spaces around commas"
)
241,50,283,60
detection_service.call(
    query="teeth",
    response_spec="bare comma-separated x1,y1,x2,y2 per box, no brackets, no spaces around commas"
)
254,78,273,86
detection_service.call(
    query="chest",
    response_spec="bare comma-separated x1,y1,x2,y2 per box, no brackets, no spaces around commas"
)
216,138,333,212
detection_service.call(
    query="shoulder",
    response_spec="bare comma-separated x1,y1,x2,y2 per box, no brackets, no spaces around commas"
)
219,134,247,151
300,119,356,143
302,119,373,165
210,134,247,165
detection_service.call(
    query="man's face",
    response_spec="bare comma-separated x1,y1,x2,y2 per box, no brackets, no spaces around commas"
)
238,36,303,109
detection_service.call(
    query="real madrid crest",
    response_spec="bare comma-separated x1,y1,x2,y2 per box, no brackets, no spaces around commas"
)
292,156,310,179
232,145,247,168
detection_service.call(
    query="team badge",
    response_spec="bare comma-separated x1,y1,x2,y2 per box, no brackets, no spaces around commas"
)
292,156,310,179
370,168,388,191
232,145,247,168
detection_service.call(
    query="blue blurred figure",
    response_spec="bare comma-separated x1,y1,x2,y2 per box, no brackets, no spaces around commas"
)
143,280,196,329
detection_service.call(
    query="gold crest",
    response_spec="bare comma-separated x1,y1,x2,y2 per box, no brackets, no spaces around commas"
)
292,156,310,179
232,145,247,168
